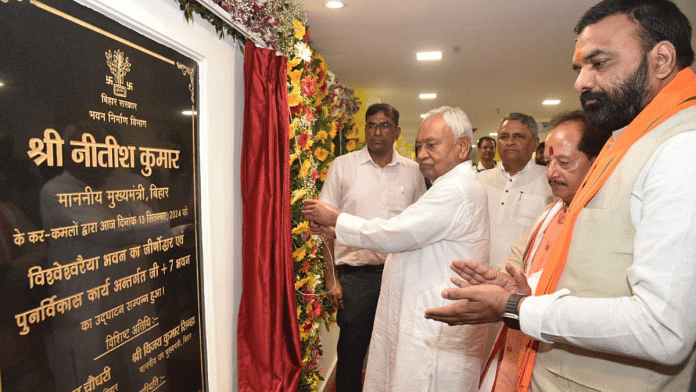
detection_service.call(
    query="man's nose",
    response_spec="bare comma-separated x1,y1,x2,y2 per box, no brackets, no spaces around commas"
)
574,67,594,94
417,147,427,161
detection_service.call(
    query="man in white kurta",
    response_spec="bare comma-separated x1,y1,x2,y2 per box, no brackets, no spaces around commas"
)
304,106,489,391
477,113,553,267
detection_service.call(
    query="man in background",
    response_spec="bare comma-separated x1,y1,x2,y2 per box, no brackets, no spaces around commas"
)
475,136,497,172
534,142,546,165
319,103,425,392
477,113,553,273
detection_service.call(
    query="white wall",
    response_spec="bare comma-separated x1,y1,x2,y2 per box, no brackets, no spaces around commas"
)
75,0,244,390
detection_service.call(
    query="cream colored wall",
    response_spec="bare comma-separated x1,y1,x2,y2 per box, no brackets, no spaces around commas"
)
75,0,244,390
318,323,340,391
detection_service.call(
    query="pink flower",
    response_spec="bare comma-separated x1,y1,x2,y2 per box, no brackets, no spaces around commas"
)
312,300,322,316
301,75,316,97
298,133,310,149
304,106,315,122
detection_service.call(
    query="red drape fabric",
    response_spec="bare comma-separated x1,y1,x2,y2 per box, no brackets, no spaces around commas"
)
237,40,302,392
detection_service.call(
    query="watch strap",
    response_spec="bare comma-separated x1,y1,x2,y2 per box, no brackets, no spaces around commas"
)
502,293,527,330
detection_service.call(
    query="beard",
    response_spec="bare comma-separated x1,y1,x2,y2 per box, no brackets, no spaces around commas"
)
580,54,651,134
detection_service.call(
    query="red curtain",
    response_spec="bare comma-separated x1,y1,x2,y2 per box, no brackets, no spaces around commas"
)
237,40,302,392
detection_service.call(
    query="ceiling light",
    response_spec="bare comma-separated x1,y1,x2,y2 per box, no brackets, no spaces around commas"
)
324,1,345,9
419,93,437,100
182,110,197,116
417,51,443,61
542,99,561,106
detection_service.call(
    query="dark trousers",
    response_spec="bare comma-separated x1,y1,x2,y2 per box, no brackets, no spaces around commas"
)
335,266,383,392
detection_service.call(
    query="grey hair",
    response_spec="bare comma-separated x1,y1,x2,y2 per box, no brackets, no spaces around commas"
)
499,112,539,139
422,106,473,143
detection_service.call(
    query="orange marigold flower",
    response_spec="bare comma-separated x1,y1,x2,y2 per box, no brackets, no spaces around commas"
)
315,130,328,142
288,89,302,107
314,147,329,162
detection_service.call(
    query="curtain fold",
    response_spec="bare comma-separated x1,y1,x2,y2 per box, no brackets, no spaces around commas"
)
238,40,302,392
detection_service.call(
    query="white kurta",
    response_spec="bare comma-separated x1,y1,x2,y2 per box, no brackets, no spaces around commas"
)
477,160,553,267
335,161,490,392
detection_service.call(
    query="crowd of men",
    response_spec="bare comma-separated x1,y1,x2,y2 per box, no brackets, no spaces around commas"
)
303,0,696,391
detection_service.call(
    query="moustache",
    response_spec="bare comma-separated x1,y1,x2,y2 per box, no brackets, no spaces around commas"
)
580,90,608,109
548,179,568,187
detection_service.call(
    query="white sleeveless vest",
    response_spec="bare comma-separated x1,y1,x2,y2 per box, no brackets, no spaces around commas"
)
531,106,696,392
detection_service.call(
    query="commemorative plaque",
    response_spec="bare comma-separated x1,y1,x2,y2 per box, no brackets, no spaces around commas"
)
0,1,204,391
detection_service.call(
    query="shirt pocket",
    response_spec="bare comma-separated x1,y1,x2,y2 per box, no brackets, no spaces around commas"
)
511,193,547,227
382,183,415,217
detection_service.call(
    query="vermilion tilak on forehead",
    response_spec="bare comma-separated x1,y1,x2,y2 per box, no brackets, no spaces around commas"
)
549,146,554,155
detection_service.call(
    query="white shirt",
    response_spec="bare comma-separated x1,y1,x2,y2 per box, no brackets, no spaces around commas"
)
477,160,554,267
336,161,490,391
320,146,425,266
521,130,696,366
475,160,497,173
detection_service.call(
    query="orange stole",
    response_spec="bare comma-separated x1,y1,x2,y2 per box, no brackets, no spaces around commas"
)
491,202,566,392
515,68,696,392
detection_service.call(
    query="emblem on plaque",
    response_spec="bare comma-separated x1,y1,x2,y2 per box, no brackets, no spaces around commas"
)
105,49,132,98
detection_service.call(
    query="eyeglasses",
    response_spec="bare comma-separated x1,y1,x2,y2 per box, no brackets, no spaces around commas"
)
366,122,396,131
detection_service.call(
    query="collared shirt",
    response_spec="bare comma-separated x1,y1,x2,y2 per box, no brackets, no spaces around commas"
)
335,161,490,391
477,160,553,267
320,146,425,266
521,129,696,366
474,160,497,173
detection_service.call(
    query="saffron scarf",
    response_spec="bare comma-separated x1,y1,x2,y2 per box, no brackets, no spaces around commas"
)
515,67,696,392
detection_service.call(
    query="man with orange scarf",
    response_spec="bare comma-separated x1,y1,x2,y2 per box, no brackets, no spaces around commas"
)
426,0,696,391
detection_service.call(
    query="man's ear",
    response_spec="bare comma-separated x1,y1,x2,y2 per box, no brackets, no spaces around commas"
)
650,40,678,81
459,136,472,161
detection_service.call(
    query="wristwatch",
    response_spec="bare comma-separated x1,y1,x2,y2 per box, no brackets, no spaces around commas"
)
501,293,527,330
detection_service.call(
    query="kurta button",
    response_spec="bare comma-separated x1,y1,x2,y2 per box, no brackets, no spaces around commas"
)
501,202,505,205
505,190,509,193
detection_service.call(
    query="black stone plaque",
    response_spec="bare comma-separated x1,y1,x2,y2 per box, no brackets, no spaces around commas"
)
0,1,204,391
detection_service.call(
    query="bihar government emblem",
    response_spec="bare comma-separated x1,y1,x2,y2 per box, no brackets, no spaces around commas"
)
105,49,132,98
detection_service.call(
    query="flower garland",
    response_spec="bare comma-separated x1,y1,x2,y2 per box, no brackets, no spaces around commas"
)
174,2,361,390
176,0,304,55
288,20,361,391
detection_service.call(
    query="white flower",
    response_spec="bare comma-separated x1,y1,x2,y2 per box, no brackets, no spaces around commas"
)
327,71,336,85
295,42,312,63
